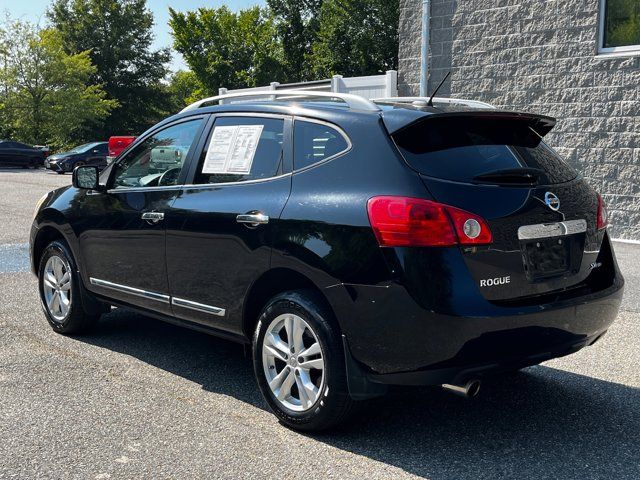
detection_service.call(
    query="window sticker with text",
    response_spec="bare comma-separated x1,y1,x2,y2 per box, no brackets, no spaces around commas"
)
202,125,264,175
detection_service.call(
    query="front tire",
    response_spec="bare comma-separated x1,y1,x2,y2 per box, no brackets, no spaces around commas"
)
253,290,354,431
38,240,100,334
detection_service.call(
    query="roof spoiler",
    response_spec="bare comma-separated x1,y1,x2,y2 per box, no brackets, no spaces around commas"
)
385,111,557,137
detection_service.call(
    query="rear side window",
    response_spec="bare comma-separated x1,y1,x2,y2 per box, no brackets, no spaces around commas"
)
195,116,284,184
294,120,349,170
393,117,577,185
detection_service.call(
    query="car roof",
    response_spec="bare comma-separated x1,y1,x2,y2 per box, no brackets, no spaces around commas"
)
148,98,550,138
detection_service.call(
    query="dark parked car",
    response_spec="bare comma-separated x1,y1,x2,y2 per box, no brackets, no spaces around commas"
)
0,140,45,168
30,91,624,431
45,142,108,174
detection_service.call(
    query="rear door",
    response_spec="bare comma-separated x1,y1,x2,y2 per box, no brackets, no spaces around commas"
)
165,114,292,332
391,113,603,301
86,143,108,168
13,142,33,166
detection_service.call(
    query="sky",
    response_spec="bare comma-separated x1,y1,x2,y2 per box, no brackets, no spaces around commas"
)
0,0,265,71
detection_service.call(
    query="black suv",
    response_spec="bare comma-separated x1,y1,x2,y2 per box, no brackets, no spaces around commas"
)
30,92,624,431
45,142,108,174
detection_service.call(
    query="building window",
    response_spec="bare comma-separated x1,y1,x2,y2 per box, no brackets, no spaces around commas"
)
599,0,640,53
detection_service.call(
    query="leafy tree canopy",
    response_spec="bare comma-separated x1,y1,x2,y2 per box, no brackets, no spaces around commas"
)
310,0,399,78
0,18,115,148
169,6,285,95
266,0,323,81
604,0,640,48
167,70,206,111
48,0,171,137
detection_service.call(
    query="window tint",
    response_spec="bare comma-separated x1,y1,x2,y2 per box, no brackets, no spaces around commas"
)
112,119,203,189
294,120,348,170
603,0,640,49
393,117,577,185
195,117,284,184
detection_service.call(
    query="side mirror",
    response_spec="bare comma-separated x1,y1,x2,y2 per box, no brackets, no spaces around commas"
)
73,165,100,190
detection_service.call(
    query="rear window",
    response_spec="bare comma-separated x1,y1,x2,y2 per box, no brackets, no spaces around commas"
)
393,117,577,185
294,120,349,170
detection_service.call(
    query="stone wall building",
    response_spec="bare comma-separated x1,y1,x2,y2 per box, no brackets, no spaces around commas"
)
398,0,640,240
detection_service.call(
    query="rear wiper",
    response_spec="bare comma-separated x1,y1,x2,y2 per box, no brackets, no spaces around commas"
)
472,167,544,185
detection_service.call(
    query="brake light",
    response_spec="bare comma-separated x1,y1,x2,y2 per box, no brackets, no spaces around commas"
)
597,193,608,230
367,196,492,247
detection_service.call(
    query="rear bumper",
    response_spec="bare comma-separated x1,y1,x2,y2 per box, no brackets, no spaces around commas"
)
330,259,624,387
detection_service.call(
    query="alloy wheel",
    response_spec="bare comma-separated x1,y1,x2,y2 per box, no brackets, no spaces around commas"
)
262,313,325,412
42,255,72,322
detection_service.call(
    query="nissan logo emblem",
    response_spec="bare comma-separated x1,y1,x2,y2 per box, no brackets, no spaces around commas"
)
544,192,560,211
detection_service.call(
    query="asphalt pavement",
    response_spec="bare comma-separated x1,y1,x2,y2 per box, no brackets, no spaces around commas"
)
1,169,638,479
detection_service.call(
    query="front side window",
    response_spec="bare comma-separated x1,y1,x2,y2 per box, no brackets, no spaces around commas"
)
195,116,285,184
600,0,640,52
294,120,349,170
112,119,203,189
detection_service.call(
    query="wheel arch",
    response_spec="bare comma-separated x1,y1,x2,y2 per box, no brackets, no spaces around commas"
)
32,225,67,275
241,267,338,340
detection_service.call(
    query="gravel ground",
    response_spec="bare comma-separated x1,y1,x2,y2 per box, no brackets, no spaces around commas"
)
0,169,69,245
1,170,638,479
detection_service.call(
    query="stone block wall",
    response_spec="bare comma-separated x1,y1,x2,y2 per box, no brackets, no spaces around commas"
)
398,0,640,240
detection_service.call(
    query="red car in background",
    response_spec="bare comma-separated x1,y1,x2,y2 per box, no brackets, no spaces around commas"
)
106,136,136,164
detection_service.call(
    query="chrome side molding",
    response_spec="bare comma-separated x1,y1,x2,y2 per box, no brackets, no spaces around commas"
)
89,277,170,303
171,297,226,317
517,219,587,241
89,278,226,316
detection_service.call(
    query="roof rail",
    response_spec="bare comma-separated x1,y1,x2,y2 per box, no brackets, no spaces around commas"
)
180,89,381,113
373,96,496,109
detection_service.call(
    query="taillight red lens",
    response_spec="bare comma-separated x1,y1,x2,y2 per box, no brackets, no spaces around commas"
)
367,196,492,247
597,193,608,230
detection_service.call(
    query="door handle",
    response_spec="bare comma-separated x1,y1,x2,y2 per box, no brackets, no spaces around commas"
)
236,212,269,227
141,211,164,224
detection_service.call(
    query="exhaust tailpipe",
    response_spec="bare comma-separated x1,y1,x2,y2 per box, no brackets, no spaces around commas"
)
442,379,481,398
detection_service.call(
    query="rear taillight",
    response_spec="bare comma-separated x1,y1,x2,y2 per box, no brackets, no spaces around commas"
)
597,193,608,230
367,196,492,247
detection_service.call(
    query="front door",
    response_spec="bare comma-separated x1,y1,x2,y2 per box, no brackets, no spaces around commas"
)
76,117,207,313
166,114,292,333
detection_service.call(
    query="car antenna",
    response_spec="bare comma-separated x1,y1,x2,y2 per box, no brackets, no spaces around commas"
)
427,71,451,107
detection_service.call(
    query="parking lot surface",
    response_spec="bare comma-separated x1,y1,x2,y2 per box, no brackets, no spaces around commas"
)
1,169,638,479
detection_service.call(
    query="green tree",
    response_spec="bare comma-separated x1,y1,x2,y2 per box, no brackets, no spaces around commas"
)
48,0,171,137
266,0,323,81
605,0,640,48
310,0,399,78
167,70,205,111
169,6,285,94
0,18,115,148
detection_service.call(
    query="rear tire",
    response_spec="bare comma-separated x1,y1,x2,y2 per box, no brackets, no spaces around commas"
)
253,290,354,431
38,240,100,334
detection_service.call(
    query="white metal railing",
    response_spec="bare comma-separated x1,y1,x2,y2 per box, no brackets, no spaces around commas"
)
181,71,496,112
218,70,398,103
